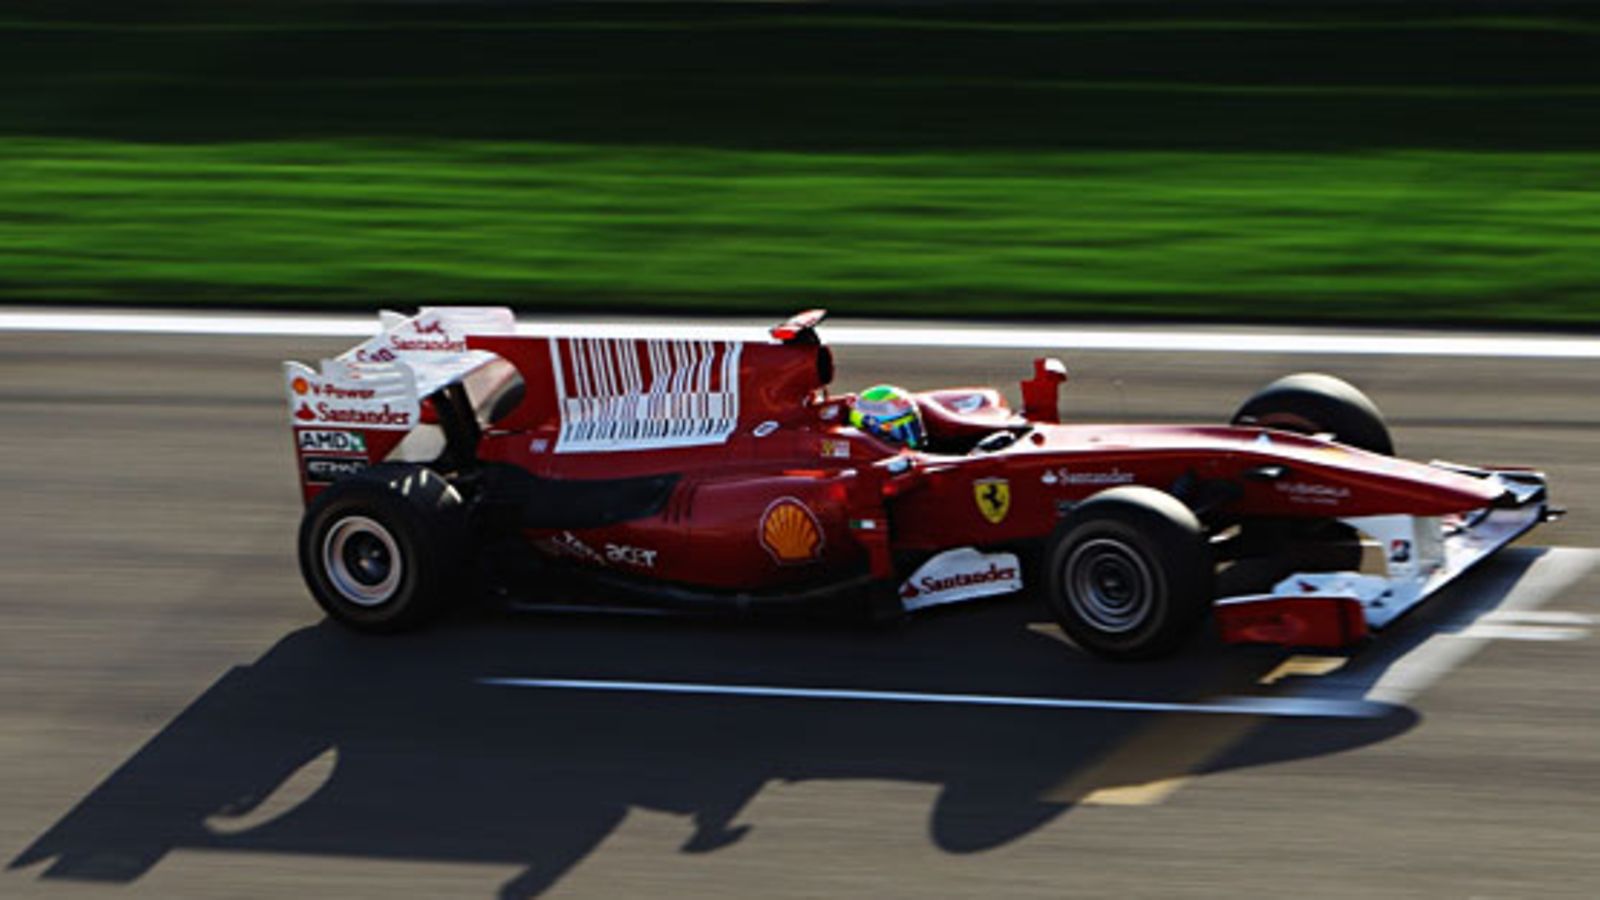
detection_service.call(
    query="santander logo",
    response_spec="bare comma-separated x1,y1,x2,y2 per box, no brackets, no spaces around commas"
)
388,320,466,353
898,548,1024,611
900,562,1018,599
306,401,412,426
287,369,417,431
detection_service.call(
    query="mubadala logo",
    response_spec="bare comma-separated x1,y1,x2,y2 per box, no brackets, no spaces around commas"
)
296,429,367,456
1275,481,1351,504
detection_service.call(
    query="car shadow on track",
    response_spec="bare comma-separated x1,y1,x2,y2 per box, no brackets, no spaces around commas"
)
9,594,1421,897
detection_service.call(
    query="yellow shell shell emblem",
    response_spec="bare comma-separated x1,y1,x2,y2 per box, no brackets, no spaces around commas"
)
760,497,824,564
974,477,1011,524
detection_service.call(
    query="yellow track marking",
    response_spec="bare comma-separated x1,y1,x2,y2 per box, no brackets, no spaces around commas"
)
1025,622,1072,645
1036,652,1354,807
1075,776,1192,807
1046,714,1259,806
1258,655,1349,685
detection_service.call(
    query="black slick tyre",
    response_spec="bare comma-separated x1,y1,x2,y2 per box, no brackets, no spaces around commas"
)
298,465,466,633
1043,486,1213,660
1231,372,1393,455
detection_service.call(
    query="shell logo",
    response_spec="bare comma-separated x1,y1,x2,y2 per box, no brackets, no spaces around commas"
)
760,497,824,564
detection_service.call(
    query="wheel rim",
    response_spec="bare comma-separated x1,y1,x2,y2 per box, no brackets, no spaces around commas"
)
323,515,402,608
1063,537,1157,634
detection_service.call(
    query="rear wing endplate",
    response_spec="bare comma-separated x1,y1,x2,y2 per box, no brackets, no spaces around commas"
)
283,307,517,432
284,307,517,500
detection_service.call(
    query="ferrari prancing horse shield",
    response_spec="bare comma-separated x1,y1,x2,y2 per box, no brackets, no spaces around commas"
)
973,477,1011,524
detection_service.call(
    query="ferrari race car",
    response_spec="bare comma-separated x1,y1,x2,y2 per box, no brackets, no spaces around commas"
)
285,308,1555,659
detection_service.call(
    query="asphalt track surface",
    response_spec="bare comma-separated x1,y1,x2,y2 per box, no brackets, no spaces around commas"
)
3,321,1600,898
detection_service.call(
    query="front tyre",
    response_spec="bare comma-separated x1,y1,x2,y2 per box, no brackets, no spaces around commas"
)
298,465,466,633
1043,486,1213,660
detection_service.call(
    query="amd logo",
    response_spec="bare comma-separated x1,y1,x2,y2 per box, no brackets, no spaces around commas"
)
297,430,367,456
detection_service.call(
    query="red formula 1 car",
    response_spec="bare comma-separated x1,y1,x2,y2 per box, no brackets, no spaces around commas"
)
285,308,1555,658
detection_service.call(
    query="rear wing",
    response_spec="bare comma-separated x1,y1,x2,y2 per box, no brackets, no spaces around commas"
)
285,307,836,500
284,307,518,499
284,306,516,428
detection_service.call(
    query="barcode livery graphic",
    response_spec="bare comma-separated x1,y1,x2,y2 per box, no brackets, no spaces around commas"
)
550,338,743,452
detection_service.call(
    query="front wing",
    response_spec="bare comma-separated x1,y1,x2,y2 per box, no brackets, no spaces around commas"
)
1214,465,1555,648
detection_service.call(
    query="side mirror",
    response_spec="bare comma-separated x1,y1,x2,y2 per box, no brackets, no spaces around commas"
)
1020,357,1068,423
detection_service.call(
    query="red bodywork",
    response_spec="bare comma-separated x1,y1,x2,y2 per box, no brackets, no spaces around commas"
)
447,332,1496,594
289,316,1506,605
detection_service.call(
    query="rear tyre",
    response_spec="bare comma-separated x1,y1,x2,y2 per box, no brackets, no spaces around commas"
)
1231,372,1393,456
1043,487,1213,660
298,465,466,633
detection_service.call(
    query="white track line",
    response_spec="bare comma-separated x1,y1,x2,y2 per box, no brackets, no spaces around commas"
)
0,311,378,338
1356,547,1600,707
2,309,1599,358
479,677,1379,718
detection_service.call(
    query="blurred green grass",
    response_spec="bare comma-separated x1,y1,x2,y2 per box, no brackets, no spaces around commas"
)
5,3,1600,324
7,139,1600,323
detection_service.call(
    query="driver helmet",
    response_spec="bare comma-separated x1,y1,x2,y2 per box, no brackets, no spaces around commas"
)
850,384,926,449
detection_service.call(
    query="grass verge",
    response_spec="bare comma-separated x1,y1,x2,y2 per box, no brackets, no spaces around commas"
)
4,4,1600,324
7,139,1600,323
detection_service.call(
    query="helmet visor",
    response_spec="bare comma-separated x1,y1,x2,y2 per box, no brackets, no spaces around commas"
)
875,409,925,449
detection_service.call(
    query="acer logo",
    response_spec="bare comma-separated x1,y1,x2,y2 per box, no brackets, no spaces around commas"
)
604,543,658,568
